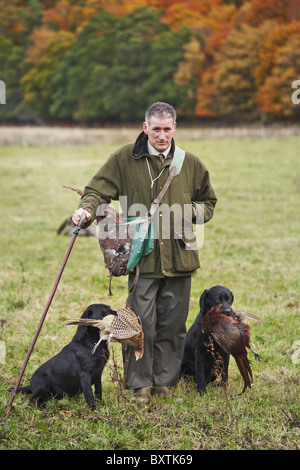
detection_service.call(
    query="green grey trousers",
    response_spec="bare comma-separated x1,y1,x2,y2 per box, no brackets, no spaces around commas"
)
124,275,191,390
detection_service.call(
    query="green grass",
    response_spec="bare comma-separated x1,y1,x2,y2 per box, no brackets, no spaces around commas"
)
0,136,299,450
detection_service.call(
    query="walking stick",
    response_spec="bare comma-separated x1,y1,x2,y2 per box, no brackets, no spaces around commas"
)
4,213,86,418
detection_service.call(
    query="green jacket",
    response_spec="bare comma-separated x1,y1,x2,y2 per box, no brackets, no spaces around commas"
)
79,132,217,277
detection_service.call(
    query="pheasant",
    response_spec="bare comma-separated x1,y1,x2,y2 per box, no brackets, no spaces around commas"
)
65,306,144,360
201,305,261,393
64,186,131,277
96,206,132,278
62,186,135,295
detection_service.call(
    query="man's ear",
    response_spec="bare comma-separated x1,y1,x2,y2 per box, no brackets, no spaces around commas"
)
143,121,148,135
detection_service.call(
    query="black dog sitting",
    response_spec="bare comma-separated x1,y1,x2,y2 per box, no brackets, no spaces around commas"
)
181,285,234,395
16,304,116,409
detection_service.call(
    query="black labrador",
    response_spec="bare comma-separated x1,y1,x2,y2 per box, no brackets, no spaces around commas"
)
181,285,234,395
15,304,116,409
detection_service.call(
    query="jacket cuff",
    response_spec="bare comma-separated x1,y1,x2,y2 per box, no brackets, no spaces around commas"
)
192,202,204,224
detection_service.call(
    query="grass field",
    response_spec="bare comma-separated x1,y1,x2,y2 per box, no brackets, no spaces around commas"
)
0,133,299,450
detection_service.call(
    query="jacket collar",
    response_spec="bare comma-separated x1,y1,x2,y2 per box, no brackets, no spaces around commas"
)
132,131,175,160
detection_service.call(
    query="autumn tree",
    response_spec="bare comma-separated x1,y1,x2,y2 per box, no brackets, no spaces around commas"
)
209,22,273,120
0,0,43,45
173,36,204,116
25,26,57,66
21,30,75,119
42,0,85,32
1,0,300,123
254,20,300,89
50,7,200,123
195,26,232,118
244,0,293,26
156,0,223,30
50,10,121,122
257,34,300,118
102,7,167,122
140,27,203,120
0,35,24,121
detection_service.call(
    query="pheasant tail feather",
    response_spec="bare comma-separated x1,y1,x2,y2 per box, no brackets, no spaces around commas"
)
63,186,83,196
64,318,103,328
235,355,253,394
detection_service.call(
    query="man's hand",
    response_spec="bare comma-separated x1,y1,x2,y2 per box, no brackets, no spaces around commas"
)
72,208,91,226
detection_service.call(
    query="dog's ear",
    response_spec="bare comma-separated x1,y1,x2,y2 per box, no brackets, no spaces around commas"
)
81,307,93,319
199,289,208,313
81,304,103,319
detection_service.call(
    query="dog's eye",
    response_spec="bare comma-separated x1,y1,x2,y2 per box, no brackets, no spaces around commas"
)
216,299,220,303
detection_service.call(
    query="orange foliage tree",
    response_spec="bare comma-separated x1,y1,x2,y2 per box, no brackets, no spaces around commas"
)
21,30,75,117
42,0,85,32
25,26,57,66
254,20,300,89
257,33,300,118
1,0,300,122
197,22,273,120
244,0,291,26
195,26,233,118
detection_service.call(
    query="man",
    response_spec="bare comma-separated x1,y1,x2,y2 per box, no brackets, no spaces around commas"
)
72,102,217,404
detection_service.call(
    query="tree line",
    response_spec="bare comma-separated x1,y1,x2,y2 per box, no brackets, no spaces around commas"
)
0,0,299,124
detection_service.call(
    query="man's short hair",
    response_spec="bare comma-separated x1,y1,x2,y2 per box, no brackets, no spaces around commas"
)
145,102,177,126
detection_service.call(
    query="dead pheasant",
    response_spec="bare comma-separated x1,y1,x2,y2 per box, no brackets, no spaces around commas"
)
65,306,144,360
201,305,261,394
63,186,131,276
96,206,132,278
63,186,134,294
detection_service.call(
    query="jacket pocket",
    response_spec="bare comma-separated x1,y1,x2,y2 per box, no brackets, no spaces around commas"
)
172,237,200,273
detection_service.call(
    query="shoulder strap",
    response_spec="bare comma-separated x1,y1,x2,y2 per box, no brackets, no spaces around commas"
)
143,146,185,228
143,165,177,226
169,145,185,176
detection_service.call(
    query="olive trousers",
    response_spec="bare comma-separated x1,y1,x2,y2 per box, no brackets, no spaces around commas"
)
124,276,191,390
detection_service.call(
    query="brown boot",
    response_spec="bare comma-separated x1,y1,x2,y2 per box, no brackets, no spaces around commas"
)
131,386,151,404
151,386,171,398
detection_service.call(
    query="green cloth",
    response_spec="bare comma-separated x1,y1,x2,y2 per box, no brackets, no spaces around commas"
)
126,217,154,273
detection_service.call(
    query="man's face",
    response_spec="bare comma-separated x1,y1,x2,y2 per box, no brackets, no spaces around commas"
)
143,116,176,153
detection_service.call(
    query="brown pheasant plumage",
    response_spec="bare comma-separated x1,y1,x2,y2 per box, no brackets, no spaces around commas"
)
63,187,132,276
64,187,131,270
201,305,261,393
96,207,132,278
65,306,144,360
63,187,133,294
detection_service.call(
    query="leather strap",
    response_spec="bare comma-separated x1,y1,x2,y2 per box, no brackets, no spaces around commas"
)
143,165,177,230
